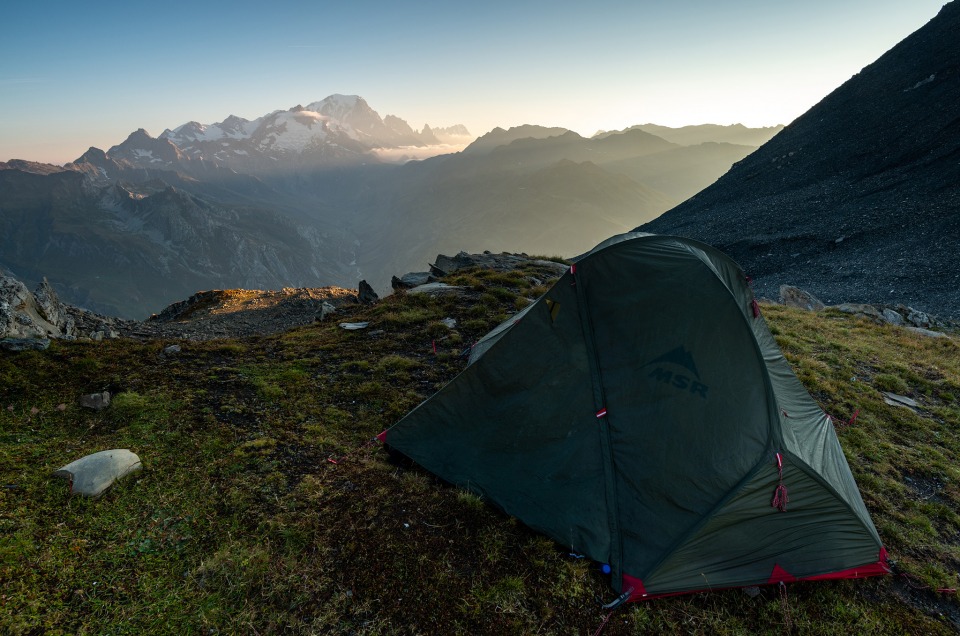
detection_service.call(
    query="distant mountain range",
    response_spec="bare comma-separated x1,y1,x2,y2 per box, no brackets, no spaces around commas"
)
0,95,778,318
640,1,960,318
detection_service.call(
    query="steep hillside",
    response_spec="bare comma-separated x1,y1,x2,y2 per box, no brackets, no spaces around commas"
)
0,169,357,318
640,2,960,318
1,259,958,634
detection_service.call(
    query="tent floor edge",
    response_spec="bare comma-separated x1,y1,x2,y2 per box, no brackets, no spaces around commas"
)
622,547,890,601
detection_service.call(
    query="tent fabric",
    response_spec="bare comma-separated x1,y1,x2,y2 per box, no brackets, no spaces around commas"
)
383,232,885,600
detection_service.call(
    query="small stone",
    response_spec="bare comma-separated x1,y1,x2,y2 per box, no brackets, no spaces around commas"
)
80,391,111,411
743,586,762,598
163,344,182,355
441,317,457,329
339,322,370,330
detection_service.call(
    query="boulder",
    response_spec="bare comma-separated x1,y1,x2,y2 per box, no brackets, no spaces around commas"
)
357,280,379,305
902,306,931,328
530,260,570,275
430,252,476,276
1,271,78,340
317,301,337,321
33,279,74,338
53,449,142,498
391,272,436,290
882,309,904,326
779,285,825,312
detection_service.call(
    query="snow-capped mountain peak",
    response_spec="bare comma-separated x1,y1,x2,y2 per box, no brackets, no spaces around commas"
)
98,95,472,172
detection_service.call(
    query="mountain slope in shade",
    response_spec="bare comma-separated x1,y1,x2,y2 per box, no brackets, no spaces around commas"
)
0,169,357,318
355,158,676,284
639,1,960,318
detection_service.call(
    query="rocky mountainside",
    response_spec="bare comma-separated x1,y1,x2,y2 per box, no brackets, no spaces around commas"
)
639,1,960,318
0,168,358,318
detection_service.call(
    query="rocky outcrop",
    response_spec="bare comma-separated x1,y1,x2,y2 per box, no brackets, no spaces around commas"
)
428,251,568,277
1,272,71,339
777,286,958,335
1,269,139,342
357,280,379,304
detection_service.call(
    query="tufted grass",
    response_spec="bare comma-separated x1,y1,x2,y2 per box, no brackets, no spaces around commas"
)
0,266,958,634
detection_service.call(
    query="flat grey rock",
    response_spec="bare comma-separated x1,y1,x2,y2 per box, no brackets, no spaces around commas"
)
339,321,370,330
407,283,466,297
53,449,142,498
882,392,918,410
906,327,950,339
0,337,51,352
391,272,435,289
832,303,884,320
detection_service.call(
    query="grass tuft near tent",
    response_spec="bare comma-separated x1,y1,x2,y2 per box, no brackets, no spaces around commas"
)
1,262,958,634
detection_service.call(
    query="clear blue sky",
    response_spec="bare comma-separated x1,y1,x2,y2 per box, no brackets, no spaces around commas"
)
0,0,948,164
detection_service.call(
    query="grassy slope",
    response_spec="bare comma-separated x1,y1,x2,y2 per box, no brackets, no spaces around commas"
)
1,264,958,635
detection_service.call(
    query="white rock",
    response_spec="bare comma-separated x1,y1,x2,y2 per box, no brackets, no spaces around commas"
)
53,449,142,498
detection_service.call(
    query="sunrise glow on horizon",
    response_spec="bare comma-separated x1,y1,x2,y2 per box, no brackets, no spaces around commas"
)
0,0,948,164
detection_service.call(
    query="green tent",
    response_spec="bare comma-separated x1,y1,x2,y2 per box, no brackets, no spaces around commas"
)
381,232,887,601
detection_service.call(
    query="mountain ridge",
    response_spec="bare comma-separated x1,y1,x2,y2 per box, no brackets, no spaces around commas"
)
1,94,779,319
639,1,960,318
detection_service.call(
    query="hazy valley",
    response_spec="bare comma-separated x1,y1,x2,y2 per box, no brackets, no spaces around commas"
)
1,96,777,318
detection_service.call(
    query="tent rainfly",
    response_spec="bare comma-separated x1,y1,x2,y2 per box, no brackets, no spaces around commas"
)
379,232,887,602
